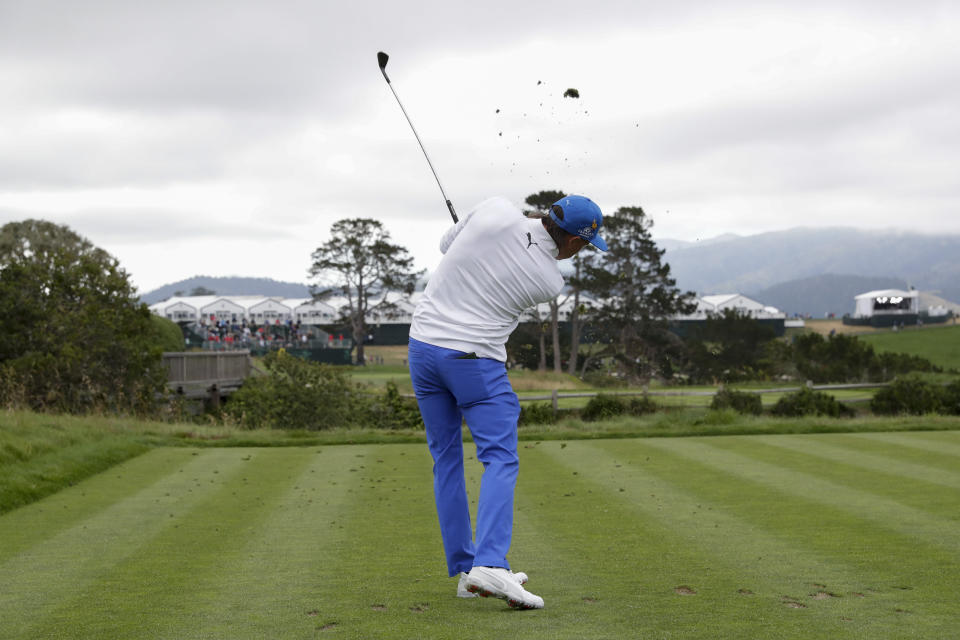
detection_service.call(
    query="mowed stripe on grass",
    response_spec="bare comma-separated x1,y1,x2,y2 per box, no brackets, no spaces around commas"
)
522,438,954,639
0,432,958,639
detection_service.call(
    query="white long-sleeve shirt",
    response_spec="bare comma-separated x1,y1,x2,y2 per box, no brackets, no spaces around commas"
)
409,196,564,361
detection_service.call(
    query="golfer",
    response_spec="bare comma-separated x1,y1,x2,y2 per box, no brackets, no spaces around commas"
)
408,194,607,610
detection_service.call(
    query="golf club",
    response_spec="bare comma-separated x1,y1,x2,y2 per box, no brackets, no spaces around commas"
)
377,51,459,223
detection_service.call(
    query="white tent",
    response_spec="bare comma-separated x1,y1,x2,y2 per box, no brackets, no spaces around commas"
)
675,294,785,320
199,297,246,324
285,298,338,325
149,298,200,323
238,297,293,324
853,289,918,317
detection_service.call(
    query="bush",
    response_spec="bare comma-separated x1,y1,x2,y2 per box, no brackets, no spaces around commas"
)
792,333,941,383
870,351,941,379
224,351,364,429
581,394,626,421
628,395,658,416
870,377,946,416
942,380,960,415
519,402,557,426
771,387,854,418
366,381,423,430
150,315,185,352
710,388,763,415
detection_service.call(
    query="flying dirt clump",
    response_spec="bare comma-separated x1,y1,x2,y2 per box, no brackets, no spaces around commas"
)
563,88,580,99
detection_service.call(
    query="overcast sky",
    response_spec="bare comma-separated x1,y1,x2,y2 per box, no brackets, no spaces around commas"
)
2,0,958,294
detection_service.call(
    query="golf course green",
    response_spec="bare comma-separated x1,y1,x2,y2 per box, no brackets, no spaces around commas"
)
1,431,957,638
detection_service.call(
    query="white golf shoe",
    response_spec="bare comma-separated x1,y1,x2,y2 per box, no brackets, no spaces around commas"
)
463,566,544,609
457,570,528,598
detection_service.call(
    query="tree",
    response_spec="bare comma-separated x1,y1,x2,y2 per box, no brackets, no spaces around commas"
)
0,220,165,413
564,249,596,376
579,206,696,381
189,286,216,296
685,309,778,382
524,191,566,372
308,218,422,365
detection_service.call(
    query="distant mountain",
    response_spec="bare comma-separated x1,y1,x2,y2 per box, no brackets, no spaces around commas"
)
141,276,311,305
663,227,960,303
747,274,909,317
656,233,740,253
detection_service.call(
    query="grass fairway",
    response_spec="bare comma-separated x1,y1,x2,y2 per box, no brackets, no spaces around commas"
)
2,432,958,638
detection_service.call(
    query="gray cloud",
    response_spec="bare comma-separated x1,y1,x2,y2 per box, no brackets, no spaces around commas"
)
0,206,295,243
2,0,959,293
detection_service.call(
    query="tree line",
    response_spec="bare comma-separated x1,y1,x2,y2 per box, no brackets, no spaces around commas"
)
308,189,696,378
2,197,948,418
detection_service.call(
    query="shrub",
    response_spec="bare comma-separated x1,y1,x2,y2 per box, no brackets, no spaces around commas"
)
224,351,364,429
366,381,423,430
581,394,626,421
870,377,946,416
942,380,960,415
150,315,185,352
519,402,557,426
771,387,854,418
792,333,876,383
628,395,658,416
710,388,763,415
870,351,941,379
792,333,941,383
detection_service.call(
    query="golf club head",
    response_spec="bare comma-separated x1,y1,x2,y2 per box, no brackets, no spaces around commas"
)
377,51,390,82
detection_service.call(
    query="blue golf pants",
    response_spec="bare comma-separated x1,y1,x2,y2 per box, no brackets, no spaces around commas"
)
408,338,520,577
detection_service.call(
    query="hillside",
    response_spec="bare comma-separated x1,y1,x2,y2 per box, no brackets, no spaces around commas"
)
140,276,310,304
748,274,908,317
663,227,960,303
858,324,960,371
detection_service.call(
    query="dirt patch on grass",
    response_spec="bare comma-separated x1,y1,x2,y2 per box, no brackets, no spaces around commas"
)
737,589,754,595
811,591,838,600
409,603,429,613
782,596,807,609
371,604,387,611
674,586,696,595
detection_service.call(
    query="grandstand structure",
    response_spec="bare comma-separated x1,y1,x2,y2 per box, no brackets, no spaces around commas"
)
150,295,338,326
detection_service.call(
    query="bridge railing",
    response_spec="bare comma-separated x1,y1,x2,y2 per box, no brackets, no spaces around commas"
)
162,351,252,405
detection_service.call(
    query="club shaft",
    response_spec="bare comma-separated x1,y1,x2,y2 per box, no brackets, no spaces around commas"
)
384,82,459,223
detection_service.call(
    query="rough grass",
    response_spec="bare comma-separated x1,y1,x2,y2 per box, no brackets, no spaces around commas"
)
5,410,960,516
1,432,958,638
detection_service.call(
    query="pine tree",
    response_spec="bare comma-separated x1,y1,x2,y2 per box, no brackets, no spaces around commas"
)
580,206,695,381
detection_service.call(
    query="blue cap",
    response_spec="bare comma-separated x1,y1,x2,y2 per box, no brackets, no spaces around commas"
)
549,195,608,251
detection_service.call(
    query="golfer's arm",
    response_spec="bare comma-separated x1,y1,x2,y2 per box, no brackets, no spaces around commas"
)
439,209,477,254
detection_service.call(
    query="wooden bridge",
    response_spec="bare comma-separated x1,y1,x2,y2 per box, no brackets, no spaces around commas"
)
162,351,252,407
